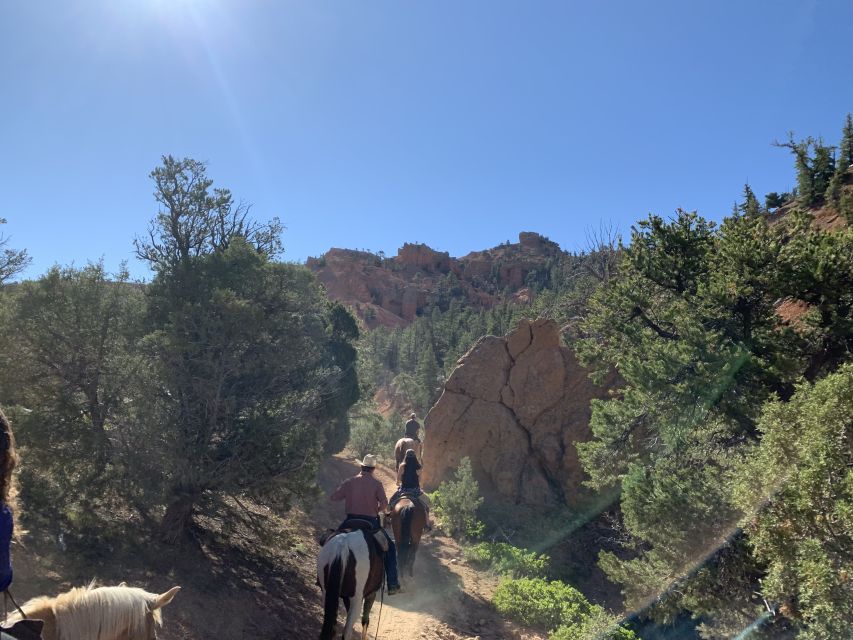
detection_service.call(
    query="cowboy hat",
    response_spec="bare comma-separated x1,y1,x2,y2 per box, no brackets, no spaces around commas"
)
358,454,377,468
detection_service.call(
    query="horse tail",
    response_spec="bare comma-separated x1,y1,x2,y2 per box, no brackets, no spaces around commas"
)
400,503,414,556
320,554,344,640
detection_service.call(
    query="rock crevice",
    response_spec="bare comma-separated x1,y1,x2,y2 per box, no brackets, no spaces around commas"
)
422,318,617,506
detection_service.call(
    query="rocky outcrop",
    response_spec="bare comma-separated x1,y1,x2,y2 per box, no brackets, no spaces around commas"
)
306,232,563,328
421,318,616,506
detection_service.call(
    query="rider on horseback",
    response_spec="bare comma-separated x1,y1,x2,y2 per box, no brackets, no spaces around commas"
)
329,454,402,595
389,449,432,530
404,412,421,442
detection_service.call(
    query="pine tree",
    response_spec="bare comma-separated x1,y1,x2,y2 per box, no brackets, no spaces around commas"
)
775,134,817,205
416,342,440,412
825,113,853,205
811,138,836,199
838,113,853,170
738,184,762,217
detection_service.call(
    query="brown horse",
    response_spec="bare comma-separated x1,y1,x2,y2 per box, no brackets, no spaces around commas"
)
5,582,180,640
394,437,421,470
390,497,427,578
317,526,384,640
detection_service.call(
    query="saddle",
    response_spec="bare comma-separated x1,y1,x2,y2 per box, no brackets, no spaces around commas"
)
318,518,389,553
391,489,429,511
0,620,44,640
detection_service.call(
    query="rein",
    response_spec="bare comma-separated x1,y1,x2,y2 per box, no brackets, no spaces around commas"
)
371,572,386,640
3,589,26,620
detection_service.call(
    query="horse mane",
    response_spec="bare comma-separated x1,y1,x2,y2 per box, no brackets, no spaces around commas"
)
13,581,163,640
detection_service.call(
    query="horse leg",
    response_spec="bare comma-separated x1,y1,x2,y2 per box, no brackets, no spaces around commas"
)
342,594,362,640
408,544,416,577
361,592,377,629
343,533,371,640
409,510,425,577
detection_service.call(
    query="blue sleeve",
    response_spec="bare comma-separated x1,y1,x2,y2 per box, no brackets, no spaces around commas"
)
0,505,13,591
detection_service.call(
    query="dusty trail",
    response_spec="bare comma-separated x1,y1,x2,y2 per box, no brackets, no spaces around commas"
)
315,455,544,640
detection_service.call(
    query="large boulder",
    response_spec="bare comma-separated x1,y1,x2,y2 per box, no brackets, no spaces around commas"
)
422,318,616,506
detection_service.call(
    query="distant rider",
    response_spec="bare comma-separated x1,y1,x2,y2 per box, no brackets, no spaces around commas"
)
330,454,401,594
404,412,421,442
389,448,432,530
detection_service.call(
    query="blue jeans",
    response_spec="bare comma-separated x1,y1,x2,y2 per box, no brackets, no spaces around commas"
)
343,514,399,588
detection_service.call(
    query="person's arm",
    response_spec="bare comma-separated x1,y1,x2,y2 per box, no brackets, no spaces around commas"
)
377,482,389,514
330,479,348,502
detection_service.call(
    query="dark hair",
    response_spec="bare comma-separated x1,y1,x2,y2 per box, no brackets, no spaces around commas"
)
360,466,375,473
0,409,18,506
403,449,421,470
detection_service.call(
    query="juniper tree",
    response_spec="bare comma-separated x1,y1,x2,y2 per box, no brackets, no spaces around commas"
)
136,156,359,542
576,209,801,634
0,263,145,530
0,219,30,284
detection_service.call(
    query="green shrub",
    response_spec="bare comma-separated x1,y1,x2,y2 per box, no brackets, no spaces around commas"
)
431,457,484,539
346,403,399,460
549,608,637,640
493,577,634,639
464,542,549,578
493,578,595,632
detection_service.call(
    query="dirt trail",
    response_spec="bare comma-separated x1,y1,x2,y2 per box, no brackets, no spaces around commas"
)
315,455,544,640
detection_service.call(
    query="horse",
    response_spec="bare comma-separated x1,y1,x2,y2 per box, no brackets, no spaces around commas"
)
317,525,384,640
5,582,180,640
390,496,427,578
394,437,421,470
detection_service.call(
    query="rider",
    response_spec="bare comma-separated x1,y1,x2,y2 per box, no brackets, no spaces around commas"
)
404,412,421,442
329,454,401,595
389,449,432,530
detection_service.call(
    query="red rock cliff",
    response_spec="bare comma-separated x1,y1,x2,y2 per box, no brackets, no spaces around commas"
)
307,232,563,328
421,318,617,506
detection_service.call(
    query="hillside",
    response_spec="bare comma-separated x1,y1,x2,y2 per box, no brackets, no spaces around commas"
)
306,232,564,328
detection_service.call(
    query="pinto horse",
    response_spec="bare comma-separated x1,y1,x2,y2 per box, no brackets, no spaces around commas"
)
394,437,421,470
390,496,427,578
317,525,384,640
5,582,180,640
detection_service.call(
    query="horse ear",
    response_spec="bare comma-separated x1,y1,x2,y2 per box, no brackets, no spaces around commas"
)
151,586,181,610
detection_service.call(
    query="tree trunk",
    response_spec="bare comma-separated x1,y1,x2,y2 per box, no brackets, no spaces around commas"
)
159,491,197,544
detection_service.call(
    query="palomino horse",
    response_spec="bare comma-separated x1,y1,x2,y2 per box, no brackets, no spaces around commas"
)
394,437,421,470
390,496,427,578
317,525,384,640
5,582,180,640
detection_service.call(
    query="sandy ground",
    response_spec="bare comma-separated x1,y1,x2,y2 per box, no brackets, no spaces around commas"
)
316,455,545,640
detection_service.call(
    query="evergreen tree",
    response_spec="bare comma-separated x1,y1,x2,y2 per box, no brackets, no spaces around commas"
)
576,209,801,634
136,156,358,542
736,367,853,639
811,138,836,198
0,263,145,531
764,191,792,210
838,113,853,170
416,342,440,412
738,184,762,217
825,113,853,205
0,218,30,284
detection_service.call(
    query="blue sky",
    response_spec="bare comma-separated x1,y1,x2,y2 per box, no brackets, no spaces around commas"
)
2,0,852,280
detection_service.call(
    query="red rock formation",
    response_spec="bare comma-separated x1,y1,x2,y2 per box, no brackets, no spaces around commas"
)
307,232,562,327
421,318,617,506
